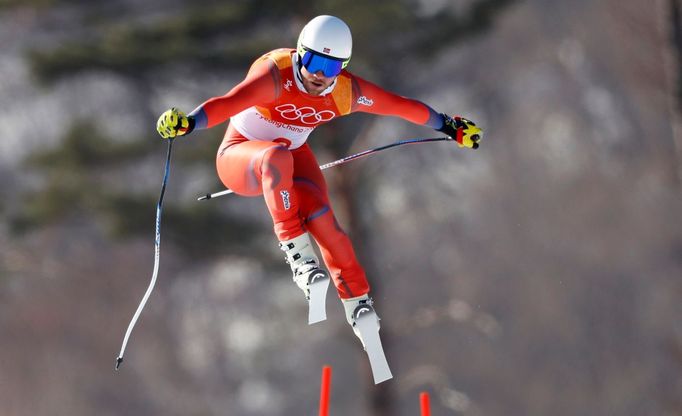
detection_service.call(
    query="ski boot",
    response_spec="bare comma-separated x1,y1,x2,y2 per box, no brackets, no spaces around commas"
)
279,232,330,324
342,295,392,384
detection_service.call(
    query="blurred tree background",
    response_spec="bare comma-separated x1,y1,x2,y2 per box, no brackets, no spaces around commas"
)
1,0,681,415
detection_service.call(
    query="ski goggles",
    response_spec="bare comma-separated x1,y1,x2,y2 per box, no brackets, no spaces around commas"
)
300,48,349,78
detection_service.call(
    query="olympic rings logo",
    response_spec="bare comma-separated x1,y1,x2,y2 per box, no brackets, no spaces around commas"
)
275,104,336,125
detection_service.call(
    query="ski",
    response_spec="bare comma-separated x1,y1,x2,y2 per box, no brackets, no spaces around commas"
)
355,308,393,384
307,273,330,324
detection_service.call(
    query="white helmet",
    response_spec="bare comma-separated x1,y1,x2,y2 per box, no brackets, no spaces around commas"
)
297,15,352,73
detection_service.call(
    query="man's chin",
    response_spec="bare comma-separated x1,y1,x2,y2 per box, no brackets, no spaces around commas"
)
305,84,325,96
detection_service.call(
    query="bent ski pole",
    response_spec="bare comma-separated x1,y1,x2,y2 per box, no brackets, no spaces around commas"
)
115,138,175,370
197,136,453,201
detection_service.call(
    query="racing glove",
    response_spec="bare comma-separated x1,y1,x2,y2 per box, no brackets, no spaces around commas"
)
156,107,195,139
437,114,482,149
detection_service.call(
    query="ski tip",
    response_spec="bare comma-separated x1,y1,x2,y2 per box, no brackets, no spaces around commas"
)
308,315,327,325
197,194,210,201
374,375,393,386
373,371,393,384
115,357,123,371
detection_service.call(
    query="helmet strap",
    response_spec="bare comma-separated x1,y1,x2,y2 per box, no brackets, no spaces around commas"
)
294,53,305,82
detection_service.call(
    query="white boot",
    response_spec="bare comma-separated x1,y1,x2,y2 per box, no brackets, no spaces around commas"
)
342,294,380,348
279,232,330,324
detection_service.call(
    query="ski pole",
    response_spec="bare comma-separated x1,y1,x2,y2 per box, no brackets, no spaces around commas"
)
197,136,454,201
115,138,175,370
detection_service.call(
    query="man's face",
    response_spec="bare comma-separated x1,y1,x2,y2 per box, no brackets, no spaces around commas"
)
300,65,335,96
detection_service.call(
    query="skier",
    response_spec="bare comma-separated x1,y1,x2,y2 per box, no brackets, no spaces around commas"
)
156,15,482,346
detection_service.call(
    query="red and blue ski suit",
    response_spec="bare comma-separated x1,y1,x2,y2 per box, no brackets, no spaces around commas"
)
190,48,443,299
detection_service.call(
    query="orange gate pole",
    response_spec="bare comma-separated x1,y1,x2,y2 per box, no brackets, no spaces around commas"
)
319,366,332,416
420,392,431,416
